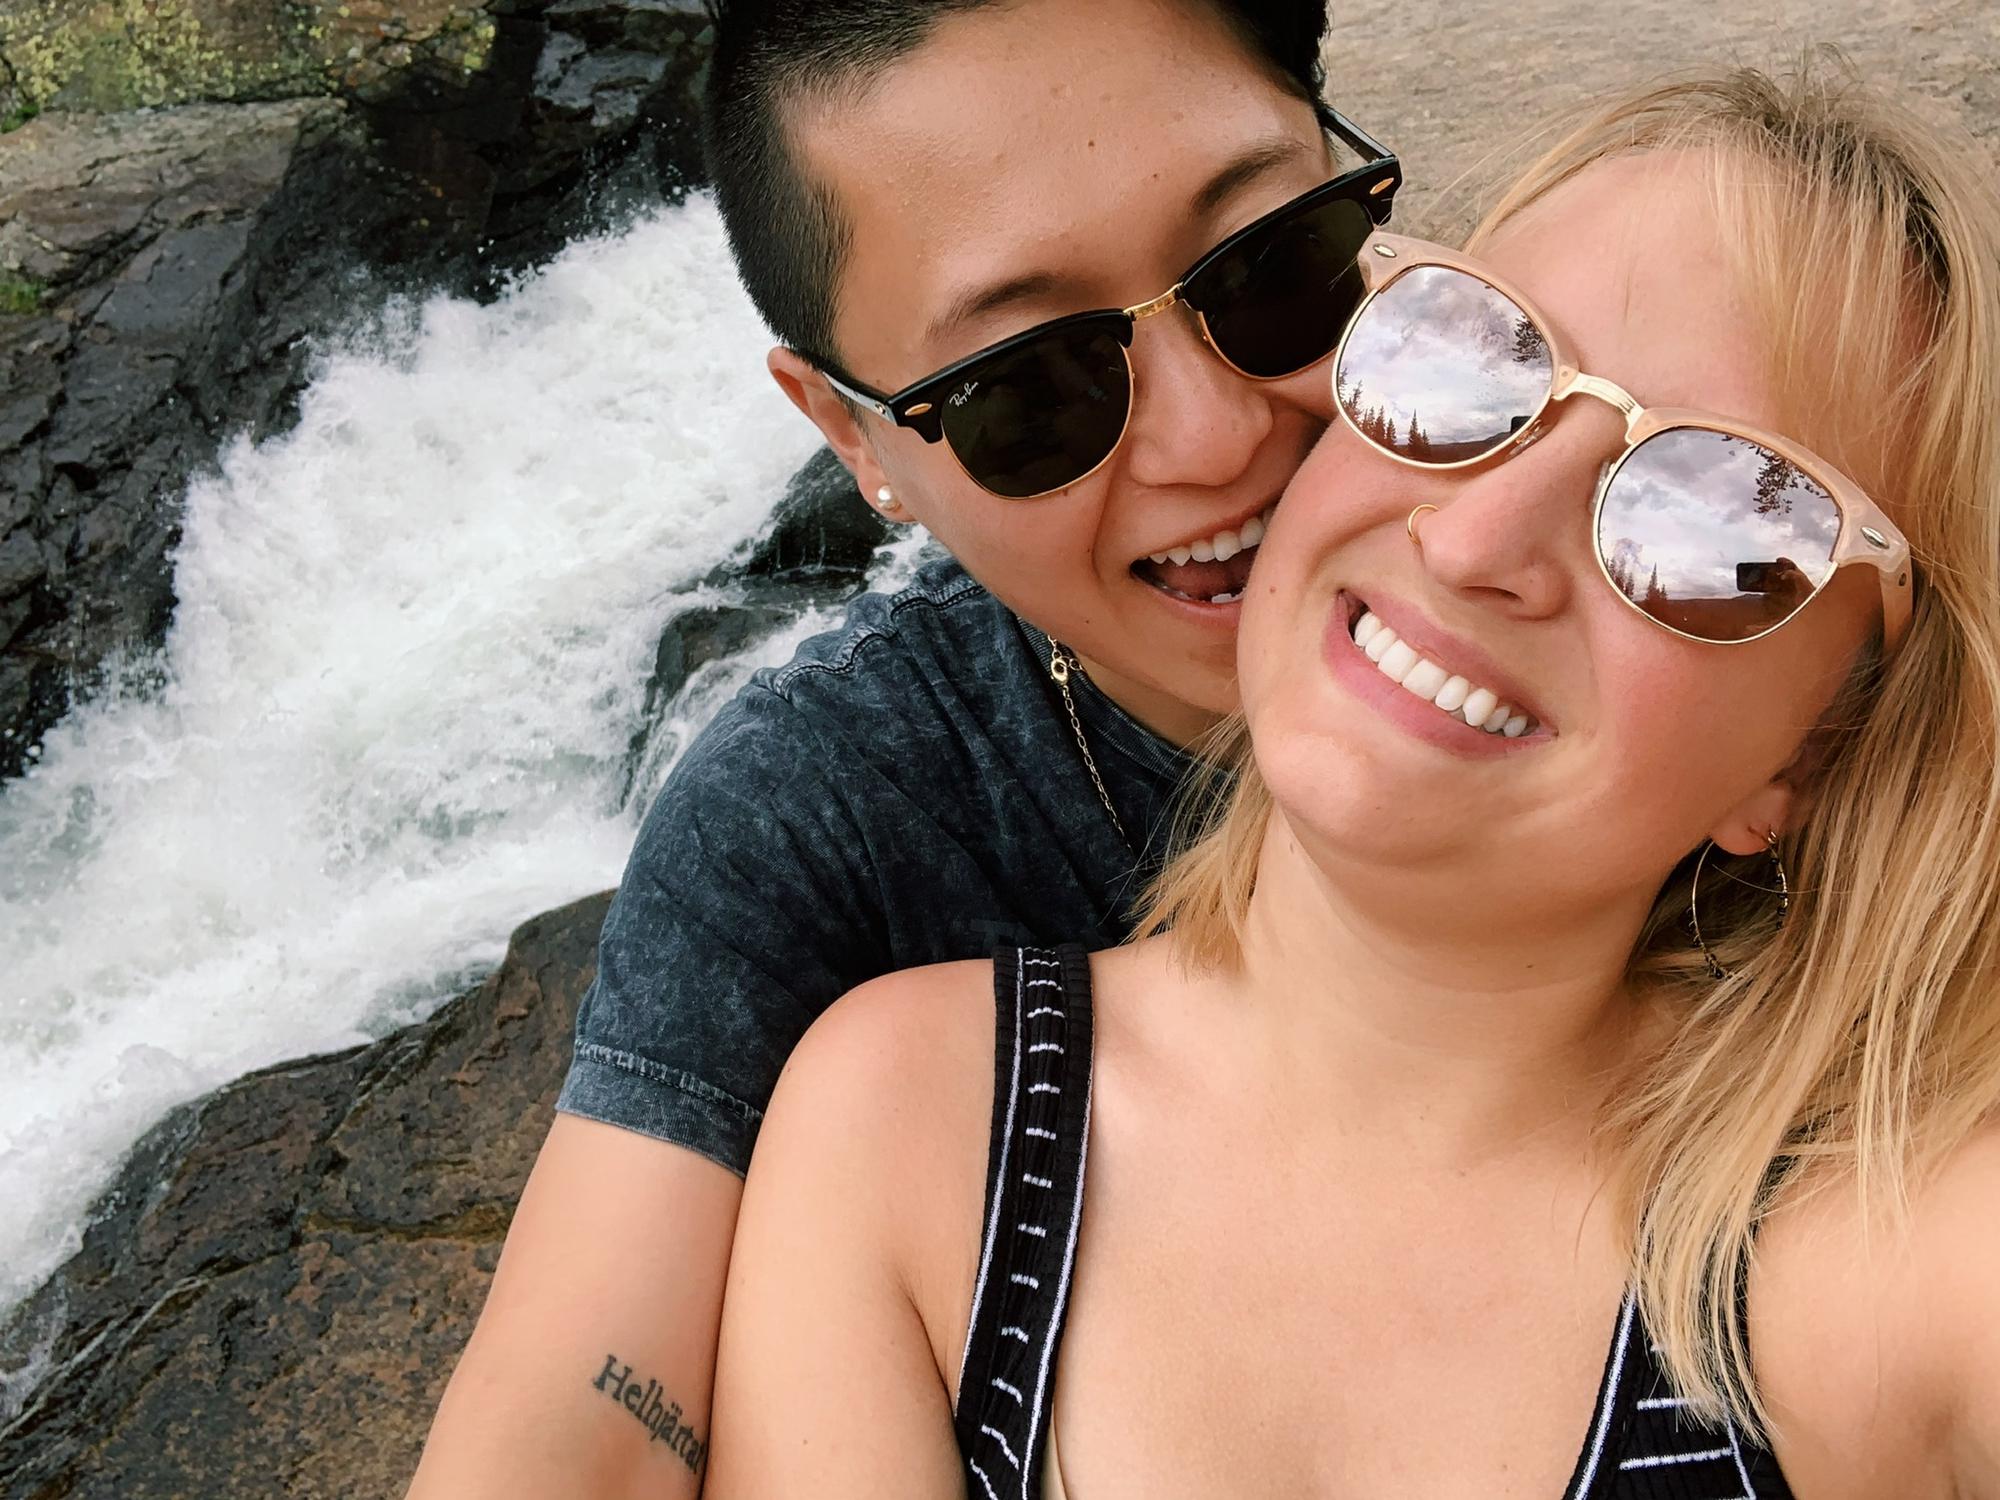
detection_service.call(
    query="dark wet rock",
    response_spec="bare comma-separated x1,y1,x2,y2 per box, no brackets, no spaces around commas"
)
604,440,898,808
619,578,829,806
0,99,365,781
645,595,805,711
0,892,609,1500
0,0,717,781
739,445,891,586
618,445,894,800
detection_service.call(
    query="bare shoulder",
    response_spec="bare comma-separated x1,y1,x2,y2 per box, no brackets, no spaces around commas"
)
1753,1122,2000,1498
748,958,998,1259
740,958,1001,1379
764,958,998,1150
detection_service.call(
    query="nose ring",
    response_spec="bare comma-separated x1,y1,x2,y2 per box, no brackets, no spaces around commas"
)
1406,503,1439,545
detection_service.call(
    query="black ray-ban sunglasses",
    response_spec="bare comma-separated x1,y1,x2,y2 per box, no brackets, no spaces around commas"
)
816,109,1399,499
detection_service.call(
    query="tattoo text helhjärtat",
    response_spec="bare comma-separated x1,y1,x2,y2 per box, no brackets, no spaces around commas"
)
592,1353,706,1474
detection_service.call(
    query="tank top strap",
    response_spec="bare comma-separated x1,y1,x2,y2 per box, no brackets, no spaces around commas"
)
954,945,1095,1500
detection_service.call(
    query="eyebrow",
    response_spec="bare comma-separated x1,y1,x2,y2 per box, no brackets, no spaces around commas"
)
921,134,1319,349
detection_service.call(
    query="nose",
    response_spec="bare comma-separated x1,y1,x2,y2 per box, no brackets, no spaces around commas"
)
1116,301,1275,490
1412,401,1624,619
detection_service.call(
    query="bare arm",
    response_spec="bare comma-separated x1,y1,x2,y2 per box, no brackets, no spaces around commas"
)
705,969,987,1499
406,1114,741,1499
1935,1131,2000,1499
1757,1127,2000,1500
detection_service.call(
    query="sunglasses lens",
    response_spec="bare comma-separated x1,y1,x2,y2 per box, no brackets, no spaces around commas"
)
1189,195,1375,378
1598,428,1843,642
939,323,1132,499
1336,265,1553,461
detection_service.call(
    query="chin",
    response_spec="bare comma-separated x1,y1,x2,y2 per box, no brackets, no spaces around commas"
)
1155,643,1242,716
1249,702,1450,862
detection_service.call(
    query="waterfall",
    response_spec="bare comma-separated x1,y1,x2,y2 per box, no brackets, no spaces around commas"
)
0,194,840,1309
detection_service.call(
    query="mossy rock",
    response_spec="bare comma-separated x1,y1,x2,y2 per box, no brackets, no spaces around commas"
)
0,0,496,115
0,272,44,314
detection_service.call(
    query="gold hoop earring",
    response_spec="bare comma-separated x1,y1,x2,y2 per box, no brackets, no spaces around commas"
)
1407,503,1438,545
1690,830,1791,980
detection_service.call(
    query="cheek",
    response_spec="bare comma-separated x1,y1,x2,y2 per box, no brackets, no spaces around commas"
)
1260,359,1340,424
891,445,1111,580
1592,642,1735,809
1585,625,1839,843
1238,431,1387,698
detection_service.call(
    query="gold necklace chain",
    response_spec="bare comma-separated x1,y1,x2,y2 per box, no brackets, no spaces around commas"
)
1045,637,1132,852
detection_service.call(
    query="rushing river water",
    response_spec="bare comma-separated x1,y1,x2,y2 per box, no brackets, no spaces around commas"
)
0,195,850,1312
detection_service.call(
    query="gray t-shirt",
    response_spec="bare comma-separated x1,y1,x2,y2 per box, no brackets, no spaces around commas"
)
555,557,1188,1172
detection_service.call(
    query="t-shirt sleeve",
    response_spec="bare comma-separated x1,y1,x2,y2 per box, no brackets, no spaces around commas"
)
555,678,882,1174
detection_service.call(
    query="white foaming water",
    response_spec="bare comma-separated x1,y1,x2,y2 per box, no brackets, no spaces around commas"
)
0,195,831,1311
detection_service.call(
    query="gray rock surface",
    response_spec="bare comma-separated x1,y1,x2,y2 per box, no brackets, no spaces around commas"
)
622,447,891,809
1322,0,1997,239
740,446,891,587
0,0,717,782
0,100,362,780
0,893,609,1500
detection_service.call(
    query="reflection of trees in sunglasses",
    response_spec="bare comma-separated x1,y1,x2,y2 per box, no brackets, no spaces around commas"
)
1752,450,1803,516
1338,268,1553,460
1602,432,1841,640
1511,316,1547,367
1337,254,1900,645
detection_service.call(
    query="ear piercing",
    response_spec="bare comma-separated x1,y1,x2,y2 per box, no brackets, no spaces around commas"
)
1407,503,1439,545
877,486,895,507
1689,829,1791,981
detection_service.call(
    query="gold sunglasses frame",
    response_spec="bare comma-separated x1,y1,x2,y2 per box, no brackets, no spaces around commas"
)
1332,231,1914,654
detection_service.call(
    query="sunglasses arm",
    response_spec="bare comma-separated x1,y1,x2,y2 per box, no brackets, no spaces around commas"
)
818,366,899,423
1321,106,1395,169
1836,511,1914,656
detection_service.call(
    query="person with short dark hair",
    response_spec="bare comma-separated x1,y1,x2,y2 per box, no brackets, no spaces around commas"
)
407,1,1392,1493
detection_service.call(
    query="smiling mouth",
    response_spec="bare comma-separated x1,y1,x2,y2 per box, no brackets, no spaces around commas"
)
1131,504,1277,605
1346,596,1546,738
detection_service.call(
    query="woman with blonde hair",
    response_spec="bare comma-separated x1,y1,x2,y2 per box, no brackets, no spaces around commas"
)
705,59,2000,1499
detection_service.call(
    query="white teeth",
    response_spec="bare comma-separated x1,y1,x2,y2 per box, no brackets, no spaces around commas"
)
1460,686,1498,728
1146,509,1273,575
1377,640,1419,683
1347,611,1540,738
1211,589,1243,604
1400,659,1448,700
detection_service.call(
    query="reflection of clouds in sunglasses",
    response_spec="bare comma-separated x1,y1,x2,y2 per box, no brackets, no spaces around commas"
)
1337,265,1849,640
1599,429,1841,634
1337,267,1551,457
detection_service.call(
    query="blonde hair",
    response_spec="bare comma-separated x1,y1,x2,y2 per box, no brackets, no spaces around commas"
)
1143,57,2000,1431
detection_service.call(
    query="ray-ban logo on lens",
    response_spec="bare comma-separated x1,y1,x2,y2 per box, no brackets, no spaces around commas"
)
950,380,980,407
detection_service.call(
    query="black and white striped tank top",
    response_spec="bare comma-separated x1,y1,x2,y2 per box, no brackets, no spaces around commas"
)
955,947,1795,1500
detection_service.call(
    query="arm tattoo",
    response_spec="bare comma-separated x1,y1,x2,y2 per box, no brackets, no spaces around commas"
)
592,1353,707,1475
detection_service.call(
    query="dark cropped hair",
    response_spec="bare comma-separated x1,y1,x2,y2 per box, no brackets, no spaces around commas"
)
702,0,1332,368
